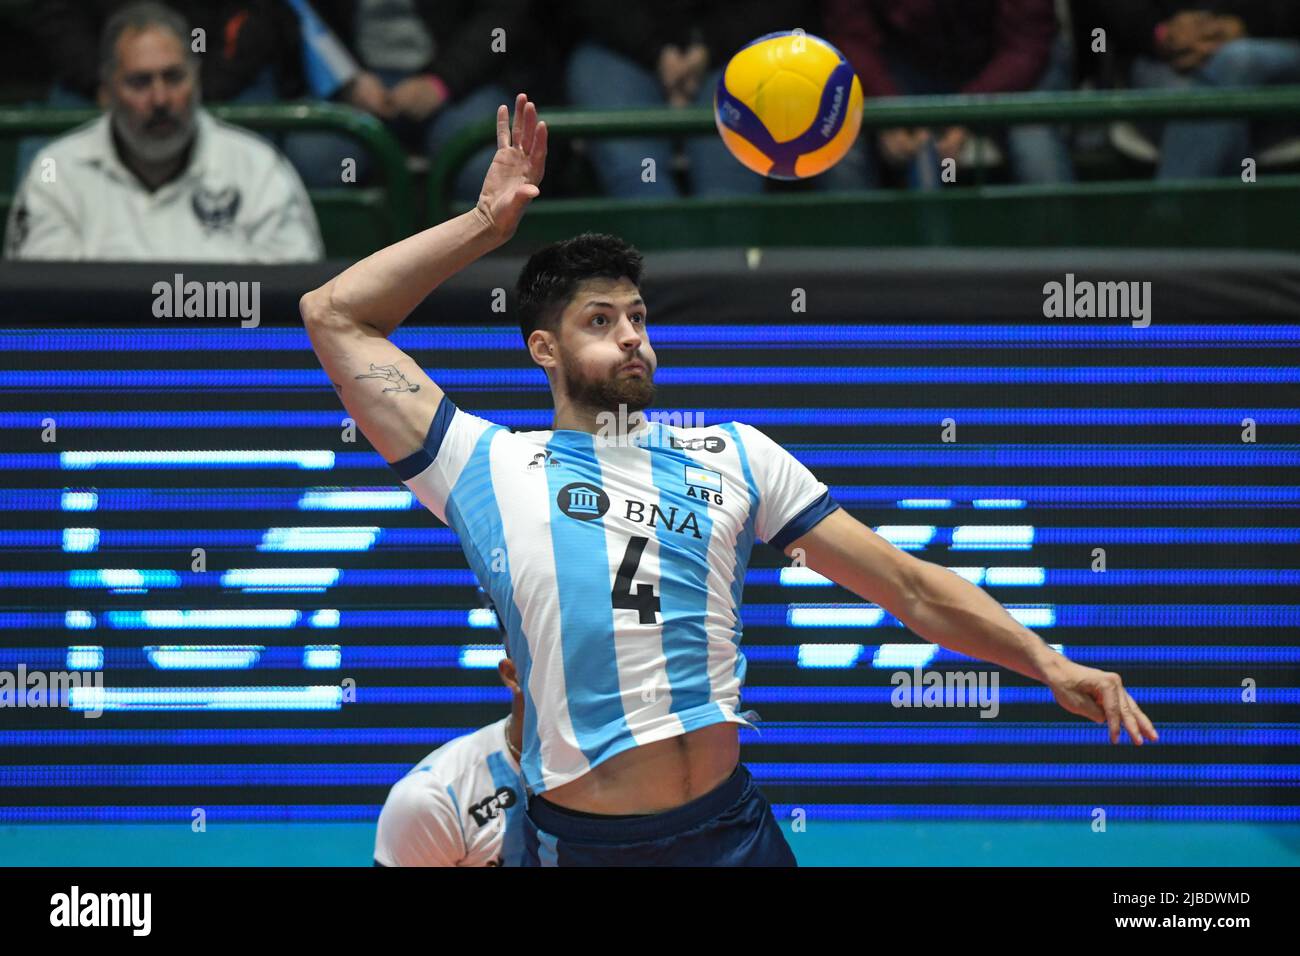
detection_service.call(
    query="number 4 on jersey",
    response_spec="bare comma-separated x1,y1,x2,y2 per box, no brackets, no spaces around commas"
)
611,535,661,624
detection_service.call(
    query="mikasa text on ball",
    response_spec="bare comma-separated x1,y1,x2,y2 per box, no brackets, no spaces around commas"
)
714,30,864,180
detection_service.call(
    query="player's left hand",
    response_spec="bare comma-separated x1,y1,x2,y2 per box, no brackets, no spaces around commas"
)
1043,659,1158,745
476,93,547,243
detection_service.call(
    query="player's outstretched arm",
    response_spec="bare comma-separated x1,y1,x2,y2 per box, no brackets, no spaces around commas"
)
299,93,547,464
787,508,1159,746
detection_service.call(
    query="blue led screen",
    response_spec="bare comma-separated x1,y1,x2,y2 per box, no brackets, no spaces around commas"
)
2,311,1298,824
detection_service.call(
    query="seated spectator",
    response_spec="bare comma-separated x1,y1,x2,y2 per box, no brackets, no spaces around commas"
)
823,0,1077,188
560,0,863,198
280,0,548,198
4,2,323,262
15,0,288,190
1092,1,1300,179
27,0,285,106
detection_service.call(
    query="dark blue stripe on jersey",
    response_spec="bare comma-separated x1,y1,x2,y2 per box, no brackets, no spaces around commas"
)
387,393,456,481
770,492,842,551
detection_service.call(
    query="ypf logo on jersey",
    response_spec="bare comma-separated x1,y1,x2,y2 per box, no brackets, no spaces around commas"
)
557,482,610,521
684,465,723,505
467,785,518,827
670,435,726,453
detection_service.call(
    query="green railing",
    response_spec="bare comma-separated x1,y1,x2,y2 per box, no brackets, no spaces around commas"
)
428,86,1300,252
4,89,1300,256
0,102,414,255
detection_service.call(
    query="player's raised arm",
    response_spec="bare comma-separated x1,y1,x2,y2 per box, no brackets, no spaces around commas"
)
299,93,547,464
787,509,1159,747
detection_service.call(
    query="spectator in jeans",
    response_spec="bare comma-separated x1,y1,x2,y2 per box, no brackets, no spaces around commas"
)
823,0,1077,188
5,2,322,261
1092,1,1300,178
284,0,544,200
561,0,872,197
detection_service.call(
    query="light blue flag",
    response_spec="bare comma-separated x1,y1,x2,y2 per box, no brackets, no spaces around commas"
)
282,0,359,98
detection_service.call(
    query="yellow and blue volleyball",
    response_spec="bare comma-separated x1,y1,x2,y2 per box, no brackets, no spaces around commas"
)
714,30,864,180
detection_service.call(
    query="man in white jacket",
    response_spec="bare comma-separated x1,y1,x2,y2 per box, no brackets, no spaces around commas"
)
4,1,323,263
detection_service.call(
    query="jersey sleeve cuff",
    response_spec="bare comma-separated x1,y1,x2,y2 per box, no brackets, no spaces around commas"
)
769,491,841,551
387,393,456,481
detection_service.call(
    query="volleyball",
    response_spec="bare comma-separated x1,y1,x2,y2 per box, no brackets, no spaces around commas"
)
714,29,864,180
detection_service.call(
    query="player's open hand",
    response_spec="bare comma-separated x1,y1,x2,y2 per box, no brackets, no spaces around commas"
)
476,93,547,243
1044,659,1158,746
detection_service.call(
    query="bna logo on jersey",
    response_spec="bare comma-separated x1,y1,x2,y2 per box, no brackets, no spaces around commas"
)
557,482,610,521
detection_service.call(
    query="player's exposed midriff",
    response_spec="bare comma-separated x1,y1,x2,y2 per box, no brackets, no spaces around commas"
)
538,722,741,816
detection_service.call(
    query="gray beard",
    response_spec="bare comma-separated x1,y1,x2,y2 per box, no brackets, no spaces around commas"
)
112,109,196,165
561,355,656,416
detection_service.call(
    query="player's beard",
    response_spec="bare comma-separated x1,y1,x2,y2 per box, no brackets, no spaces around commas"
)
560,350,656,416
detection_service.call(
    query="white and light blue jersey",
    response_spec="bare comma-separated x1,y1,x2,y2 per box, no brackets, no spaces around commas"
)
388,399,840,796
374,716,526,867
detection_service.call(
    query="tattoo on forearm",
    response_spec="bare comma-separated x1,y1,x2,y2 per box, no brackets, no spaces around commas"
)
355,363,421,394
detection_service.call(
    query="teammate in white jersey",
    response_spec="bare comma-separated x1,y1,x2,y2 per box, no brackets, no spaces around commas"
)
302,93,1158,866
374,596,527,867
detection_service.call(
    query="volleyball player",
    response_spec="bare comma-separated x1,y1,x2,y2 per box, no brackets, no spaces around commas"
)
303,93,1157,866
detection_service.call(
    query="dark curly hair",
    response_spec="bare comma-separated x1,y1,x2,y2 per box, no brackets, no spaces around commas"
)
515,233,644,347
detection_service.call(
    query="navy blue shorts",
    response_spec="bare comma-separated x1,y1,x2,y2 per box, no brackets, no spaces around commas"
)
521,763,796,866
